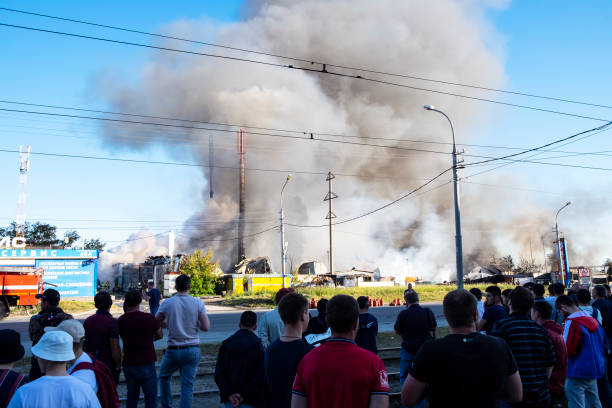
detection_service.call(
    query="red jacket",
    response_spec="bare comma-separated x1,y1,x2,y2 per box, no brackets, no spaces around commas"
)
542,320,568,394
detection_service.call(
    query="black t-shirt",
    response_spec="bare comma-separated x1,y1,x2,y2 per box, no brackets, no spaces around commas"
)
265,339,313,408
410,333,518,408
394,304,437,354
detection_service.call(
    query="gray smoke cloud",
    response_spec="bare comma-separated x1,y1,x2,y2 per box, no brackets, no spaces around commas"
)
94,0,604,281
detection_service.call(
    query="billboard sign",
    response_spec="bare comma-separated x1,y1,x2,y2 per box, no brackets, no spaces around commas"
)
0,249,99,297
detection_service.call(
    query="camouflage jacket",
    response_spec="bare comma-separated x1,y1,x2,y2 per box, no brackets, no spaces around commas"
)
29,307,73,345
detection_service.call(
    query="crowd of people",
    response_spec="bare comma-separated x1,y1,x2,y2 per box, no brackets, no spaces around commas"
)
1,278,612,408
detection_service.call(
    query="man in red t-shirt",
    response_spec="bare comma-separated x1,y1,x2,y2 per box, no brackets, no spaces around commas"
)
118,289,163,408
291,294,389,408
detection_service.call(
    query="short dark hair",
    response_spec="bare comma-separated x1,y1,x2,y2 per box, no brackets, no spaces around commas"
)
278,293,308,325
548,284,555,295
326,295,359,333
316,298,328,314
523,282,535,290
239,310,257,329
468,288,482,300
404,289,419,304
604,284,611,294
553,282,565,296
576,289,591,305
275,288,294,305
357,296,369,309
502,288,512,298
94,291,113,311
509,287,533,315
444,289,477,328
555,295,576,309
594,285,607,298
532,300,553,320
485,286,502,298
533,284,545,297
175,274,191,292
124,289,142,308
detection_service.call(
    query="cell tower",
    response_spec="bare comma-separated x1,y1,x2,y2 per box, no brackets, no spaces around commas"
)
16,145,31,237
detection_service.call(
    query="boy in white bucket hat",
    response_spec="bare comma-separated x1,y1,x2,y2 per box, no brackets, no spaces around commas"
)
7,331,100,408
46,319,98,393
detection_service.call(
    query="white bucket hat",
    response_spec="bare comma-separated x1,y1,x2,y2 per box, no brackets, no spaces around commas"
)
45,319,85,343
31,331,75,362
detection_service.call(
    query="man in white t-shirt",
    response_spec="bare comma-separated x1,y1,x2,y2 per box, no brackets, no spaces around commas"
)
156,274,209,408
46,319,98,393
8,331,100,408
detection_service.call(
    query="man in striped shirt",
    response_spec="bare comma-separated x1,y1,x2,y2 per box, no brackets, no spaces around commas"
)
492,286,556,408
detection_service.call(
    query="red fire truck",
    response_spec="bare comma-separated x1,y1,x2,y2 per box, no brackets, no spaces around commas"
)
0,267,44,318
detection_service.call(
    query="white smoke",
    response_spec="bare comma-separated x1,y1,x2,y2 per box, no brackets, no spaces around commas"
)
94,0,603,281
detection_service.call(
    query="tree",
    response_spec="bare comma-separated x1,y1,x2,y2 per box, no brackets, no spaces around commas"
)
84,239,106,251
496,255,515,272
63,231,80,247
26,222,60,247
179,248,223,296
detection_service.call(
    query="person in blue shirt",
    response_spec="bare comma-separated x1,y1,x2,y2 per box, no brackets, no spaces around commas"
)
144,280,162,316
355,296,378,354
477,286,507,335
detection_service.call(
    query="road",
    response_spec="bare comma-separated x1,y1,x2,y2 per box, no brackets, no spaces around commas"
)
0,301,446,355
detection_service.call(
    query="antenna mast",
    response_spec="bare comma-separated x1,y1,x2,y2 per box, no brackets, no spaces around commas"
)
16,145,31,237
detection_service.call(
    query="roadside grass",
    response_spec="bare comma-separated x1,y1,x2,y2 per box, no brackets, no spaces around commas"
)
221,284,514,308
9,300,122,318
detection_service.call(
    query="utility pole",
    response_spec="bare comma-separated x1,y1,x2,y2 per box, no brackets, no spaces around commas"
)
280,175,292,288
16,145,31,237
424,106,464,288
237,129,246,261
209,135,214,199
324,172,337,274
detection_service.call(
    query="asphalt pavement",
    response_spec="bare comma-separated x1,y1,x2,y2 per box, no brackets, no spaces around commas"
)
0,301,446,356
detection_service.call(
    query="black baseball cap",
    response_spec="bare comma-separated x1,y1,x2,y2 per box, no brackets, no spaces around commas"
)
0,329,25,364
36,288,60,304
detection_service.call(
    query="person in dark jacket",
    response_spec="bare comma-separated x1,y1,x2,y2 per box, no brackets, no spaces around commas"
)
592,285,612,384
303,298,328,337
28,288,73,380
532,300,568,408
355,296,378,354
215,311,264,408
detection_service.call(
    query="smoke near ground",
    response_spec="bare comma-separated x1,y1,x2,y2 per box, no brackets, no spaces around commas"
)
94,0,601,282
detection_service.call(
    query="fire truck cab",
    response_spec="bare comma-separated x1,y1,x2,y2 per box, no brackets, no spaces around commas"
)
0,267,44,318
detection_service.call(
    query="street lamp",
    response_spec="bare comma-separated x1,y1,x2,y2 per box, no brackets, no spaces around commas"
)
555,201,571,285
424,105,464,288
280,174,292,288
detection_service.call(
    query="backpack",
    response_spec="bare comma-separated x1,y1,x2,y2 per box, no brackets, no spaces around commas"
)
72,353,119,408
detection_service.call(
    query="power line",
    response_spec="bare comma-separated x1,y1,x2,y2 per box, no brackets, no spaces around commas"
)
0,147,431,180
287,172,453,228
462,121,612,169
2,7,610,110
1,22,611,123
5,99,612,158
0,107,457,157
179,225,279,243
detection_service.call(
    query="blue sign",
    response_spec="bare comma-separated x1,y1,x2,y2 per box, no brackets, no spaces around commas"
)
0,249,99,298
0,249,98,259
36,258,98,297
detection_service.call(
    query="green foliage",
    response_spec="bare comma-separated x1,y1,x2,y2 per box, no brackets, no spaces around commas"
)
84,238,106,251
179,248,223,296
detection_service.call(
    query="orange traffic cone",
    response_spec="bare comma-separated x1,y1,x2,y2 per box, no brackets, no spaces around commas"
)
379,298,384,307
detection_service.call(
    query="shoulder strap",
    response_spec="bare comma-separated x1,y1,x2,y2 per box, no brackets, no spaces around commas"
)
7,374,24,403
72,361,95,372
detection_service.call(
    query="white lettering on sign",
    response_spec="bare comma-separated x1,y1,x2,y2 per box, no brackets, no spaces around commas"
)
0,237,27,249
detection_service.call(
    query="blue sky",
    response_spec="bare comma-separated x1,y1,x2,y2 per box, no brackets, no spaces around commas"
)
1,1,611,253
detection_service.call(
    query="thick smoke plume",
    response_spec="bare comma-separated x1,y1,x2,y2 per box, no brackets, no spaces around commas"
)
96,0,601,281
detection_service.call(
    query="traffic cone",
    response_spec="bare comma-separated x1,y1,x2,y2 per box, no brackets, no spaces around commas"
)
310,298,315,309
368,298,372,307
379,298,384,307
313,299,318,309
